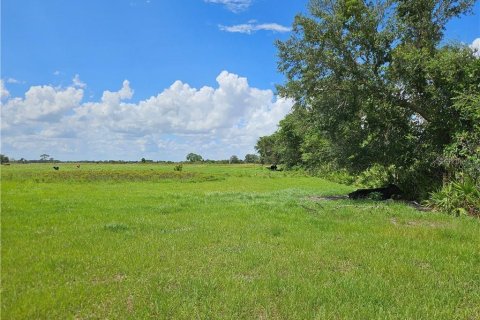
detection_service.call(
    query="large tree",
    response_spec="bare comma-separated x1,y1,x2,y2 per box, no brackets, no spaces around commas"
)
274,0,478,197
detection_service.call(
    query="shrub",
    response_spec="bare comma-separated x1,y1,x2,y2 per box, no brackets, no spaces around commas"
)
312,165,356,185
174,164,183,172
355,164,397,188
425,178,480,217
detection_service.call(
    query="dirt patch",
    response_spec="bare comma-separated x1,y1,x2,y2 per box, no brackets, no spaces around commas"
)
407,201,432,212
390,217,446,228
92,274,127,285
126,295,134,313
307,195,431,212
307,195,349,201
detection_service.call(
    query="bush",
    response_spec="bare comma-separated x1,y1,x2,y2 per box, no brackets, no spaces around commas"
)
425,178,480,217
174,164,183,172
355,164,397,188
312,165,356,185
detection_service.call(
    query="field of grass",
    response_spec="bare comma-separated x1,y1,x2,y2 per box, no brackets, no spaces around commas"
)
1,163,479,319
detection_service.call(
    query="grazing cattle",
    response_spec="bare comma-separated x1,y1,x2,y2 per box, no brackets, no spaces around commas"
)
53,166,59,170
348,183,402,200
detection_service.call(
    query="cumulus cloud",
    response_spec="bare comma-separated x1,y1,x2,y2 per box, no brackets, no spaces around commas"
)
2,85,84,125
205,0,252,13
219,22,291,34
1,71,293,161
1,80,9,99
101,80,133,104
469,38,480,58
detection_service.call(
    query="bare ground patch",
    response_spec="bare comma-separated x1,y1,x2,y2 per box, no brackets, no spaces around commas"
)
390,217,447,228
306,195,431,212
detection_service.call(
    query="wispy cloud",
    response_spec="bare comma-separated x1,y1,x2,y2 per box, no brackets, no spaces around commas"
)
205,0,252,13
72,74,86,88
219,21,291,34
6,78,23,84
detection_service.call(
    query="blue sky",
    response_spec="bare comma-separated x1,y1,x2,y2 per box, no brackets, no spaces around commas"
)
1,0,479,161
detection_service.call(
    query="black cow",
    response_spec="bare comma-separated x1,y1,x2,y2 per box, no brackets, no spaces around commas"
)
269,164,278,171
348,183,402,200
53,166,59,170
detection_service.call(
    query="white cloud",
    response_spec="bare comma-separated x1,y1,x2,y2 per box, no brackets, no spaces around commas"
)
6,78,23,84
469,38,480,58
72,74,87,88
1,80,9,99
205,0,251,13
219,22,291,34
1,71,293,161
101,80,133,104
53,70,61,76
2,85,84,125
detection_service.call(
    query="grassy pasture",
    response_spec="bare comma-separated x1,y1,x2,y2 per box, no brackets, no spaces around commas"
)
1,163,479,319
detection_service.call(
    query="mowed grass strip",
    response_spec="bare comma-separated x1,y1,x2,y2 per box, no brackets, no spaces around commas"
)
1,164,479,319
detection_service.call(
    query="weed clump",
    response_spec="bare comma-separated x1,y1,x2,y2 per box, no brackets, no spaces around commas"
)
104,223,129,232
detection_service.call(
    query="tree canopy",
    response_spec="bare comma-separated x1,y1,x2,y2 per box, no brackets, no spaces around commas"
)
186,153,203,162
256,0,479,202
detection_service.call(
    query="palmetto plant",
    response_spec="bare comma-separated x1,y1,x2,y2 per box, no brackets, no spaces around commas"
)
426,178,480,217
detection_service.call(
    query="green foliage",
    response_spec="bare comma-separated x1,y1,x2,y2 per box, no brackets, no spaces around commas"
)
174,164,183,172
274,112,304,168
244,154,260,163
355,164,397,188
426,178,480,216
255,135,280,164
0,154,9,164
313,166,357,185
229,155,241,164
186,152,203,162
367,191,384,201
261,0,478,207
104,222,129,232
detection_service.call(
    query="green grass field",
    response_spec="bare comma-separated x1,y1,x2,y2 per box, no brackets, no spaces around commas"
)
1,163,479,319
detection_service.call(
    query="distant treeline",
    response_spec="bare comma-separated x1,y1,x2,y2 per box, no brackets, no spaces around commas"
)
1,158,260,165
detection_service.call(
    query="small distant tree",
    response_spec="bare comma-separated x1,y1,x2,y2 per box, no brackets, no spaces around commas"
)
229,155,240,164
0,154,9,164
244,154,260,163
40,154,50,161
186,153,203,162
141,157,146,163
